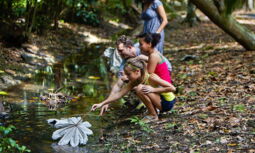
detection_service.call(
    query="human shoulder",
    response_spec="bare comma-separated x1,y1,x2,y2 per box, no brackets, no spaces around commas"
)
149,52,160,61
152,0,163,9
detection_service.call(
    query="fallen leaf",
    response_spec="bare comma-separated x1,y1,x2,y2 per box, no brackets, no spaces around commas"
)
88,76,100,80
227,117,241,127
0,91,8,96
227,143,237,147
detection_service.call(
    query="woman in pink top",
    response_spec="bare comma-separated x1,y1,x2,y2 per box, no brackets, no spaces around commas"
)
137,33,172,83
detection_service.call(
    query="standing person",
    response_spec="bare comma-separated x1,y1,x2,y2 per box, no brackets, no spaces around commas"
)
91,58,176,122
141,0,168,54
137,32,172,83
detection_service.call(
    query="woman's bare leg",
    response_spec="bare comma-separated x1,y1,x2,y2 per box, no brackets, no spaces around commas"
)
135,85,162,117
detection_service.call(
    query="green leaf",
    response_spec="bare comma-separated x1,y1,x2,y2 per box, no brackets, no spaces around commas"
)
8,139,17,147
0,91,8,96
233,104,246,112
165,123,176,129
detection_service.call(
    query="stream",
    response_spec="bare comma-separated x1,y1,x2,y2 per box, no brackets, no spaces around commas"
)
0,44,118,153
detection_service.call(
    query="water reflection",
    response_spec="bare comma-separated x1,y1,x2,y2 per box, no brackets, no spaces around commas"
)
2,44,115,152
51,143,91,153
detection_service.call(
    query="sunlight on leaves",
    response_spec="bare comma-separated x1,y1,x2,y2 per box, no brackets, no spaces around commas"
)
0,91,8,96
88,76,100,80
48,88,55,92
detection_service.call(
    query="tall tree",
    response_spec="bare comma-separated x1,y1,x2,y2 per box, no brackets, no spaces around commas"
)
243,0,254,11
190,0,255,50
183,0,200,27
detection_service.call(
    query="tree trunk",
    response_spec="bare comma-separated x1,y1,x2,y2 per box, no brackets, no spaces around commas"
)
7,0,13,18
53,0,63,29
244,0,254,11
190,0,255,50
71,0,77,22
183,0,200,27
28,0,38,33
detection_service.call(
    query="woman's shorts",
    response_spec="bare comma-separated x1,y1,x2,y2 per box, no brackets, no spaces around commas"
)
161,95,176,112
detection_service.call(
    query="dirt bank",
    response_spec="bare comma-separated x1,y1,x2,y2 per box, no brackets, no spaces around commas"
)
0,21,120,90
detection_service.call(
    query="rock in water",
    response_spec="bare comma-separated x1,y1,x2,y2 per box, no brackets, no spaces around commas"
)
47,117,93,147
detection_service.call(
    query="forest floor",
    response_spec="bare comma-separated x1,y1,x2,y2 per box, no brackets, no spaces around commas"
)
0,12,255,152
96,15,255,152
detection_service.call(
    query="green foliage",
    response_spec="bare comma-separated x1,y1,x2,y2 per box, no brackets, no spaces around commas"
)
12,0,27,17
188,91,197,97
83,83,97,97
105,0,127,15
129,116,154,133
76,10,100,26
75,1,100,26
99,58,107,77
165,122,177,129
233,104,246,112
0,125,31,153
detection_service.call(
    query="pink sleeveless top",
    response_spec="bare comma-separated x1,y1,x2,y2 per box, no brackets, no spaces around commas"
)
154,54,172,83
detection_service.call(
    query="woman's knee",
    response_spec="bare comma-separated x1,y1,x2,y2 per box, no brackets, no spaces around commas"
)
134,84,144,95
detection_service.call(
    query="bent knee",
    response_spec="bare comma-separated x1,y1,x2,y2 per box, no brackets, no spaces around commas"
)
135,84,144,95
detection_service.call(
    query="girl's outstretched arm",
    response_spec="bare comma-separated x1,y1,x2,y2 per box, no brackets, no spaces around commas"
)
91,83,133,111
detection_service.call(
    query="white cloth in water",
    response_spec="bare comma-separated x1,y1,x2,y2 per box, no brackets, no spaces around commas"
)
103,47,123,75
47,117,93,147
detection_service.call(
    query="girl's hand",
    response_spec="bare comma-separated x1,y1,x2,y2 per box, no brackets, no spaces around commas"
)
91,103,103,111
142,85,155,94
100,104,109,116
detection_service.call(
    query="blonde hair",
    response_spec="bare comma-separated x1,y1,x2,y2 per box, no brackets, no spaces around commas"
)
124,58,147,85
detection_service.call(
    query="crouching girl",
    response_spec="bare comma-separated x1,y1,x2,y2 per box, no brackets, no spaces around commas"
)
91,58,176,122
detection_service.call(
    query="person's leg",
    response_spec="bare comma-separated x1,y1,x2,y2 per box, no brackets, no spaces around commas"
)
135,85,157,117
146,93,162,111
135,85,162,118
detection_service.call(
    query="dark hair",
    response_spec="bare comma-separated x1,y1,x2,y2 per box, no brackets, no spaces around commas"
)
116,35,133,47
137,33,161,48
142,0,155,5
142,0,155,10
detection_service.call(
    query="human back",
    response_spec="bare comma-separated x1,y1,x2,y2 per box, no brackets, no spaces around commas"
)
138,33,172,83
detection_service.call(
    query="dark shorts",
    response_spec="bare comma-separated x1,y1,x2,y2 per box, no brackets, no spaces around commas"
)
161,96,176,112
